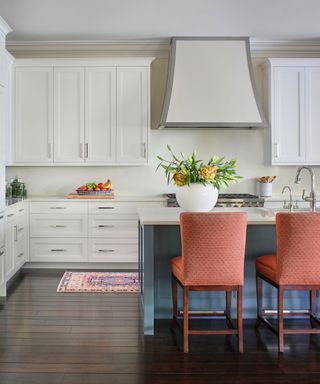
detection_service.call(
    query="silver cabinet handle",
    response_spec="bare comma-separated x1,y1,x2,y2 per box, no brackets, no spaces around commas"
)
98,249,115,253
0,251,4,257
98,224,115,228
7,213,14,218
51,225,67,228
51,249,67,252
18,228,24,232
98,207,115,210
0,215,4,220
48,143,52,159
79,143,84,158
85,143,89,158
14,225,18,242
17,252,24,258
274,143,280,158
142,142,147,158
18,209,24,212
50,207,67,210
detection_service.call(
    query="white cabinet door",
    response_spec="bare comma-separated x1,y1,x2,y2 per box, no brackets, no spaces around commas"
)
0,213,4,248
85,67,116,163
54,67,84,163
5,222,15,280
116,67,149,163
306,67,320,164
0,247,5,295
15,67,53,163
273,67,305,164
0,87,5,211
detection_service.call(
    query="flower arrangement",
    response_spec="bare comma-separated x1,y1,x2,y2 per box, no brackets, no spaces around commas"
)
157,145,242,190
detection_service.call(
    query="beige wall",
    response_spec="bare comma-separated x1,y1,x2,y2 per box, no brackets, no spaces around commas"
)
7,53,320,197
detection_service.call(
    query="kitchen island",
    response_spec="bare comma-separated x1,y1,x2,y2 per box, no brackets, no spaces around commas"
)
138,207,310,335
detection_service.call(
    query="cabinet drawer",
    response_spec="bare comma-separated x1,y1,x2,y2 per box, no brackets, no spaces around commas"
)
16,217,29,242
30,214,87,238
15,239,28,269
89,217,138,238
30,238,88,262
0,212,4,248
0,247,5,287
6,202,28,222
88,240,138,262
89,202,137,215
30,202,87,214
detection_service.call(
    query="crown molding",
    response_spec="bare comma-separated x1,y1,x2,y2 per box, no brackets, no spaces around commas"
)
6,38,320,58
6,39,171,58
250,39,320,57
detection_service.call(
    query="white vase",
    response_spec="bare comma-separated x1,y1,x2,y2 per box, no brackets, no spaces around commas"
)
176,183,218,212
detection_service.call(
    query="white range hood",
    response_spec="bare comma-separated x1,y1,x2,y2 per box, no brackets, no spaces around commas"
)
159,37,267,129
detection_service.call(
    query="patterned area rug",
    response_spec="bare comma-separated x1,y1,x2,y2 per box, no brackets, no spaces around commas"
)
57,271,140,293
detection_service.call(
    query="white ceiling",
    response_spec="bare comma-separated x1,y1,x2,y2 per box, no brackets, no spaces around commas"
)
0,0,320,42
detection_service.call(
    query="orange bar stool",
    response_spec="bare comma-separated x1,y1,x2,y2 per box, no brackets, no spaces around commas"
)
255,212,320,353
171,212,247,353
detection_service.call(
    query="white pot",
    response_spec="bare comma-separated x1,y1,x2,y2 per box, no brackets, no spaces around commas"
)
176,183,218,212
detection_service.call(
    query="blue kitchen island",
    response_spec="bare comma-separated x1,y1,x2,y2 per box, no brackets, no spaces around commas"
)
138,207,312,335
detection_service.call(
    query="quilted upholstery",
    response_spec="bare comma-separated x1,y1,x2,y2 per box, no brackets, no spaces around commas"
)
171,212,248,286
257,213,320,285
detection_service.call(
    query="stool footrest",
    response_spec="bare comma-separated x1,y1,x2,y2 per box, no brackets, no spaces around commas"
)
178,310,225,317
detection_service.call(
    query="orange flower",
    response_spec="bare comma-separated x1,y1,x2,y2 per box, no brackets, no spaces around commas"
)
174,172,187,186
199,165,217,181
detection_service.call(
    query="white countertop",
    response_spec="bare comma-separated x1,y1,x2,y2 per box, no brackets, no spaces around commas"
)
137,207,277,226
26,195,165,203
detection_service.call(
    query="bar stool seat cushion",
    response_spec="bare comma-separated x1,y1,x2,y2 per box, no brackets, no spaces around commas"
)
255,254,277,282
171,256,184,283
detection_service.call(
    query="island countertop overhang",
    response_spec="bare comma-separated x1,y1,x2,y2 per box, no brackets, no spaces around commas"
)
137,207,276,226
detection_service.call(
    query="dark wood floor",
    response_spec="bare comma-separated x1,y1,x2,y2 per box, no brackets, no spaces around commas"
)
0,271,319,383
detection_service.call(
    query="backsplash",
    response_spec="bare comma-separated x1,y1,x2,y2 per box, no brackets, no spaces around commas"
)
6,128,318,197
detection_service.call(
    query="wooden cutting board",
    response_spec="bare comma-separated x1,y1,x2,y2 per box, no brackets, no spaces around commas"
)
67,193,114,199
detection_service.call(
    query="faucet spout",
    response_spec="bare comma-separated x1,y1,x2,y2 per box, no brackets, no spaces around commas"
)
294,166,316,212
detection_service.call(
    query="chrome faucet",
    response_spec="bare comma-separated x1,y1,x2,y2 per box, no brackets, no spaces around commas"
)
282,185,294,212
294,166,316,212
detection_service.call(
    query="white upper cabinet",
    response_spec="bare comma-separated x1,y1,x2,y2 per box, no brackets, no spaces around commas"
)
116,67,149,163
85,67,116,163
305,67,320,164
13,58,153,166
266,59,320,165
15,67,53,163
54,67,85,163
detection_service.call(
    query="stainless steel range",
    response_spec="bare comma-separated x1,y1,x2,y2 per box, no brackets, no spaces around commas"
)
165,193,264,208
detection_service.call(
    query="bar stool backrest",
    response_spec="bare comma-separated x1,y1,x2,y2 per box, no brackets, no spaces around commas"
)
276,212,320,285
180,212,247,286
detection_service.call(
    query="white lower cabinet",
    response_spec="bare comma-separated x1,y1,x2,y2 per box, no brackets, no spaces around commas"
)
5,202,29,281
30,214,87,238
29,200,163,265
0,247,5,293
89,217,137,238
89,240,138,263
30,238,87,262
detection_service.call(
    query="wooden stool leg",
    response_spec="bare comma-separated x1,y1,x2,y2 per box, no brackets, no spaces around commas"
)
310,290,318,328
237,287,243,353
226,291,232,328
171,276,178,328
255,274,263,330
183,287,189,353
278,287,284,353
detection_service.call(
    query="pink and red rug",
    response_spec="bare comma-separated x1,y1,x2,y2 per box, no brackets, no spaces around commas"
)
57,271,140,293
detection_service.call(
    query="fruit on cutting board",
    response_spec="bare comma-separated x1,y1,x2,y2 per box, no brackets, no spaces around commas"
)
76,179,113,191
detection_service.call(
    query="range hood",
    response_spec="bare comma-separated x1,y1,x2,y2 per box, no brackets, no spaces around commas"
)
159,37,267,129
